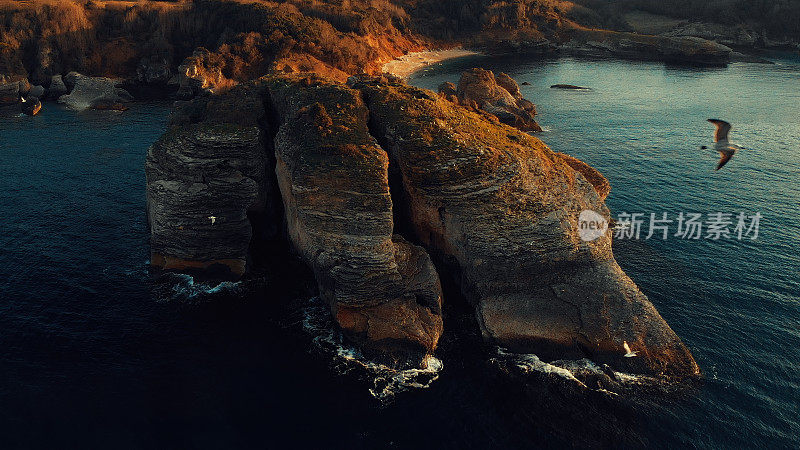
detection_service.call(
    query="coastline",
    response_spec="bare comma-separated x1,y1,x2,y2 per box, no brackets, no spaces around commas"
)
382,49,482,79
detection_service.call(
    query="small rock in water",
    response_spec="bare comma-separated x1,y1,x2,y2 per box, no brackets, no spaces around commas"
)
22,96,42,116
550,84,590,90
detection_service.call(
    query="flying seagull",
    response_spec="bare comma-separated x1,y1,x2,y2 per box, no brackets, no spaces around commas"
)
701,119,742,170
208,216,217,225
623,341,638,358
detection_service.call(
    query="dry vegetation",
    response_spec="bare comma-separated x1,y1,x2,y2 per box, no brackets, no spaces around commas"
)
4,0,790,86
0,0,424,83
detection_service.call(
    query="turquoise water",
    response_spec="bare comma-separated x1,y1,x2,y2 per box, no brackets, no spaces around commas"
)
411,54,800,447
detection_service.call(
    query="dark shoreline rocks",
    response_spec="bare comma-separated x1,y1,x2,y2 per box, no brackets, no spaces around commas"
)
557,30,733,66
58,74,133,111
145,73,699,379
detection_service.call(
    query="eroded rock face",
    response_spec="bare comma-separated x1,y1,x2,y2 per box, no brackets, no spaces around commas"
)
555,153,610,201
265,76,443,361
146,74,698,377
145,84,268,277
439,68,541,132
360,79,698,378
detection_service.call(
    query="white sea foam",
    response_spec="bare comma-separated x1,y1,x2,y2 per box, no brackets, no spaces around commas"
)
162,273,243,301
301,297,443,401
492,347,652,392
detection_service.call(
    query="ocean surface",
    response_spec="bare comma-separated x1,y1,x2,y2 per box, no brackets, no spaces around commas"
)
1,54,798,448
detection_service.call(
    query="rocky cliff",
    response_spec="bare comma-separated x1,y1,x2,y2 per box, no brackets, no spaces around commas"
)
145,72,699,379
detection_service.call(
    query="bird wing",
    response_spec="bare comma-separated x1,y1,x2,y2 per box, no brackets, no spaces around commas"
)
716,149,735,170
708,119,732,142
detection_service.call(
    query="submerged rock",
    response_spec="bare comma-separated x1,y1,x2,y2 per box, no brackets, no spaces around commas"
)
361,79,698,378
551,84,590,90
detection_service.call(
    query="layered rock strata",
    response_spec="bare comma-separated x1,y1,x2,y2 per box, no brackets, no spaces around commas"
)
145,74,698,378
265,77,443,361
145,84,269,277
359,79,698,378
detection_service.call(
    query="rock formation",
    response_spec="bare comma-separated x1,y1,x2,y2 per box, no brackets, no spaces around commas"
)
174,48,237,100
359,78,698,378
439,68,542,132
560,30,732,65
147,76,444,363
137,56,173,85
145,74,699,378
551,84,590,90
47,75,68,100
0,78,42,116
146,84,269,278
265,77,443,361
58,73,133,111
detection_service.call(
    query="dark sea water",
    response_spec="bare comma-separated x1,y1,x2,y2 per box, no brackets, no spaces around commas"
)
0,53,798,449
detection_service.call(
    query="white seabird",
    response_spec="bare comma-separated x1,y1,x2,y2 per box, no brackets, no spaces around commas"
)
208,216,217,225
623,341,638,358
701,119,743,170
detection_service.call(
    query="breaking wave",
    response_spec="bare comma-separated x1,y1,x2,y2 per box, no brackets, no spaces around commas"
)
301,297,443,401
154,273,243,302
490,347,656,395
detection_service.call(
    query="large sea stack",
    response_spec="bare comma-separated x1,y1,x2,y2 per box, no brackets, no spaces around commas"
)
145,73,699,378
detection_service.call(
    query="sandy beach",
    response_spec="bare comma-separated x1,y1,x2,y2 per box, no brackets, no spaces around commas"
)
382,48,481,79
